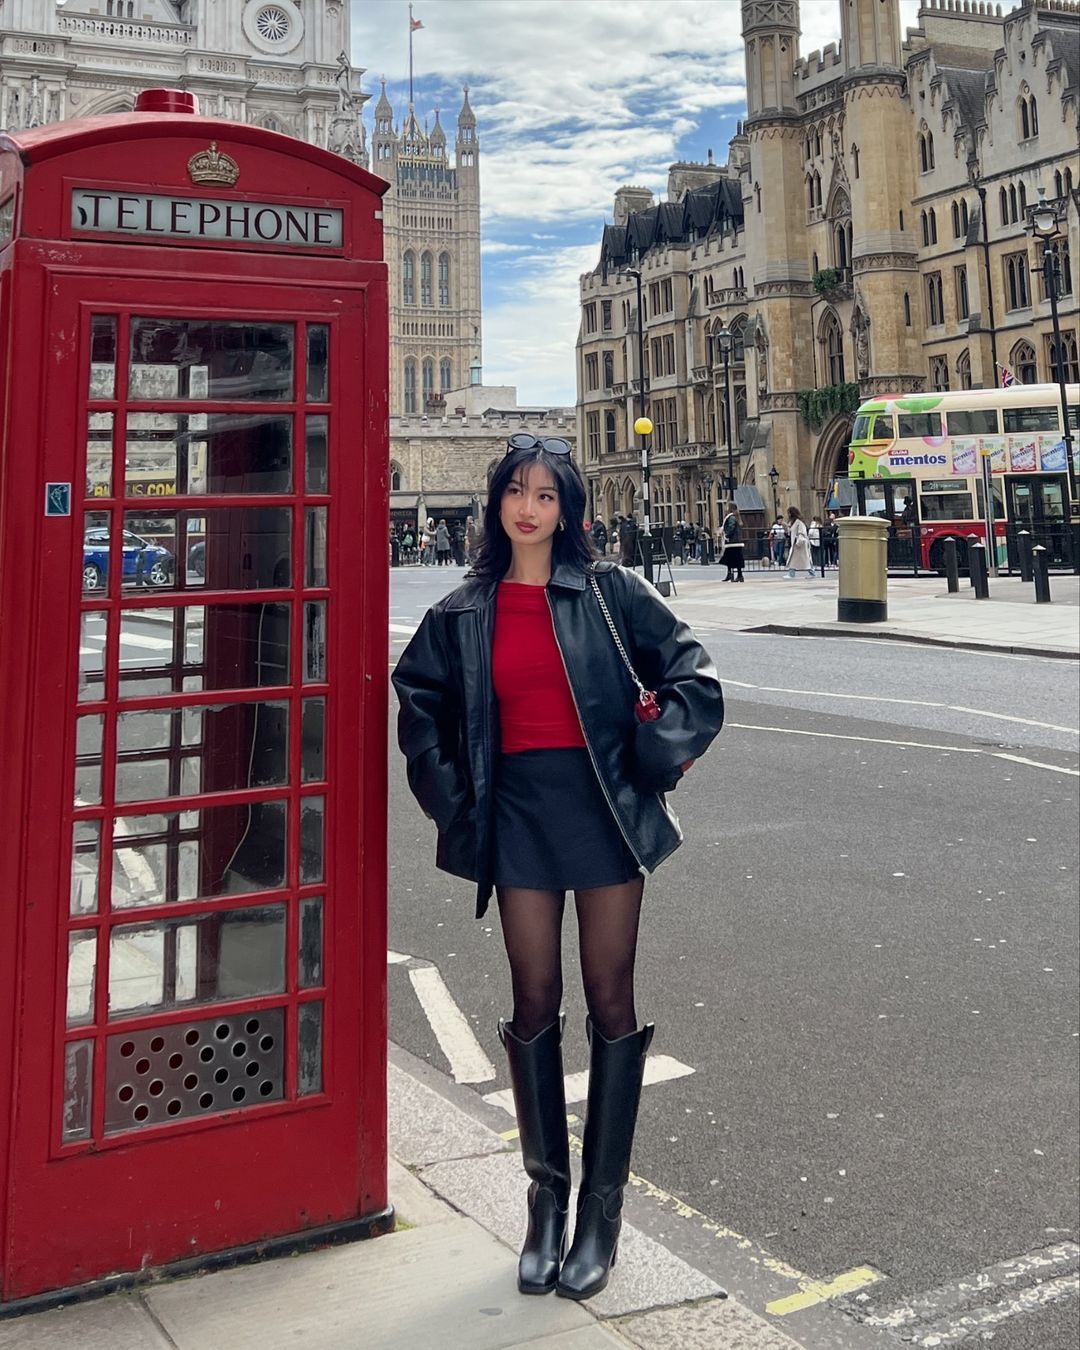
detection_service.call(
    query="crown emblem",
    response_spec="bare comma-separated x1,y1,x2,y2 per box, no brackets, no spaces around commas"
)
187,142,240,188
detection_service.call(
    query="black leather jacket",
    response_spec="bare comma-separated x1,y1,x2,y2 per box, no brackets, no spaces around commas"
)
392,561,724,917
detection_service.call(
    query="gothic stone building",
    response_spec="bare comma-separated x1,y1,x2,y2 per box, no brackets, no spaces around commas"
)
577,0,1079,530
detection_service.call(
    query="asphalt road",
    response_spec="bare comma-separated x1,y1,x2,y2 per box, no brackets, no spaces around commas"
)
387,565,1080,1349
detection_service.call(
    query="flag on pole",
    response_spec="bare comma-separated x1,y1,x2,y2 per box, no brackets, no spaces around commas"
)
998,364,1015,388
411,16,424,29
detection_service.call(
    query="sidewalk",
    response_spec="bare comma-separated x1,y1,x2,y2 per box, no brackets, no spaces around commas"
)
660,564,1080,658
2,1041,888,1350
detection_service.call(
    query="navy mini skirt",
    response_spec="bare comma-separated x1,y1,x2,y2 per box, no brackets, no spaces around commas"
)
491,747,642,892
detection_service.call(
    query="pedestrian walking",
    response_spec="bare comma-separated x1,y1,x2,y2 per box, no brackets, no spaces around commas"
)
590,518,608,554
618,513,638,567
785,506,815,578
808,516,822,572
451,520,467,567
393,435,724,1302
769,515,787,568
465,515,478,563
719,508,744,582
822,512,839,568
421,519,437,566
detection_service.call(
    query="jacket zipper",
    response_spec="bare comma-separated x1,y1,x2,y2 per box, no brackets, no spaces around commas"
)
546,589,643,867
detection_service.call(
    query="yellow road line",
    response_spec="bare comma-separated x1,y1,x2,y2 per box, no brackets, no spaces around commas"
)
766,1265,882,1316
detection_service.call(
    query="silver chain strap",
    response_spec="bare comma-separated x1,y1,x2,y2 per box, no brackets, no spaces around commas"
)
589,573,646,697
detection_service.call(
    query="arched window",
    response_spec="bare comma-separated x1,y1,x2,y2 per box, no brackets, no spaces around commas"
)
420,252,433,306
1030,97,1039,137
903,292,912,327
921,211,930,247
851,144,860,179
438,252,450,306
812,251,820,274
956,349,972,390
403,358,417,413
422,357,435,405
1019,98,1030,140
927,130,935,170
836,223,849,269
929,208,937,245
1055,170,1064,198
440,357,453,391
807,175,815,210
1019,182,1027,216
814,130,822,157
814,173,822,207
403,251,415,305
999,186,1009,226
930,356,949,391
1067,168,1075,196
957,266,969,319
961,199,969,234
919,129,935,173
951,201,961,238
1011,340,1037,384
1009,185,1018,223
1048,332,1079,384
821,312,845,385
1005,253,1030,310
389,460,404,491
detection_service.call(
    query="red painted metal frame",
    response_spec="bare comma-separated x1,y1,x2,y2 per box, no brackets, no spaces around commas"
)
0,112,389,1303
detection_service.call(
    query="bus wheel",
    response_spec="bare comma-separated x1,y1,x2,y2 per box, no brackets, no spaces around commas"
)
928,535,968,576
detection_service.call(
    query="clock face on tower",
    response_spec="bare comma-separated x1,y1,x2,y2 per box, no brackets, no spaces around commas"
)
243,0,305,55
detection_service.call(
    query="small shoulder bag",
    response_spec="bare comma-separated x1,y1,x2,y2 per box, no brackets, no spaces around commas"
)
588,573,661,723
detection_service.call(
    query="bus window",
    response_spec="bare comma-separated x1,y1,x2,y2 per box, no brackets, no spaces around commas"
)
947,409,999,435
852,411,894,442
1070,405,1079,431
862,483,888,516
1002,406,1059,433
919,488,975,520
851,413,872,442
896,411,942,438
975,479,1006,520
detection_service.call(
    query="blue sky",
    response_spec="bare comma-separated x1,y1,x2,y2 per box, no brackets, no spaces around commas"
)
351,0,922,405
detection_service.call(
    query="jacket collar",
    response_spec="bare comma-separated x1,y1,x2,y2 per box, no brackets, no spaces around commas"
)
442,562,588,611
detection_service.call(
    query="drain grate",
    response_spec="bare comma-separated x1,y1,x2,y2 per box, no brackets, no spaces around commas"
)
105,1007,284,1134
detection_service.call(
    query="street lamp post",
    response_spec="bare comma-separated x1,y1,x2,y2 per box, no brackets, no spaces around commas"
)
702,471,714,566
716,326,734,510
768,464,780,521
967,158,1000,383
626,268,655,582
1030,187,1079,572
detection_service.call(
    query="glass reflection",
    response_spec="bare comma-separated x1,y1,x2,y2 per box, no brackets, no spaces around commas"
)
117,602,290,699
83,510,110,596
89,314,117,399
298,898,323,989
67,931,96,1026
114,701,288,803
86,412,113,499
298,1001,323,1095
79,610,107,702
306,325,328,403
301,698,325,783
305,507,327,586
125,412,292,496
112,801,287,909
129,318,293,401
71,819,101,916
62,1041,94,1142
304,602,326,683
75,714,104,805
300,796,324,883
108,906,286,1017
305,415,328,493
121,508,291,592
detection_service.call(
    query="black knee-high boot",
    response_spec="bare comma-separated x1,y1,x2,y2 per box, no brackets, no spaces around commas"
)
556,1019,654,1301
498,1017,571,1294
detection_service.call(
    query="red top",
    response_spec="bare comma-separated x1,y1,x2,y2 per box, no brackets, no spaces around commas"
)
493,583,586,754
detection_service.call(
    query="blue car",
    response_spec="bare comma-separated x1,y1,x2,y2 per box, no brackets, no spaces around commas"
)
83,529,175,592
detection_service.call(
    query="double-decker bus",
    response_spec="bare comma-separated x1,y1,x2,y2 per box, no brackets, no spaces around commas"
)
845,384,1079,572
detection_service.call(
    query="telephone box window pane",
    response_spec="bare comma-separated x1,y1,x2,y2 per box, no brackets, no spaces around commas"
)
126,413,293,496
75,714,104,806
298,898,324,989
123,509,291,592
72,819,101,916
306,415,328,493
300,796,324,883
305,507,328,586
129,318,294,401
79,610,107,702
303,602,326,683
83,510,110,596
62,1040,94,1142
112,801,287,909
108,905,286,1018
119,602,290,698
89,315,117,399
87,412,113,499
115,701,288,803
301,698,325,783
307,325,329,403
67,932,96,1026
297,1001,323,1095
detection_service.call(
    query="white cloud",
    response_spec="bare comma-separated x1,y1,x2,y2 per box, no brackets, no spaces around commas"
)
481,240,531,254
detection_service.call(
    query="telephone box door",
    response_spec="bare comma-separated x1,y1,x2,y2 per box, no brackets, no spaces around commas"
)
5,273,386,1299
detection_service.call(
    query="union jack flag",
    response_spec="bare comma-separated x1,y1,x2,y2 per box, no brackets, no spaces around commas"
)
998,364,1015,388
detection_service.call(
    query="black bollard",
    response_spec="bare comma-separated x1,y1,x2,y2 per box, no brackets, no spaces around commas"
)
968,540,990,599
1017,530,1034,583
943,537,959,593
1032,545,1052,604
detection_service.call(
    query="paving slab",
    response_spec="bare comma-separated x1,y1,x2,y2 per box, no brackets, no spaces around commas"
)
420,1151,724,1319
389,1059,509,1166
145,1218,599,1350
616,1299,806,1350
389,1154,458,1228
0,1295,169,1350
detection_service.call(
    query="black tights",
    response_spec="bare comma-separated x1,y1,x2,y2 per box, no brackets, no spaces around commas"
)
496,879,644,1042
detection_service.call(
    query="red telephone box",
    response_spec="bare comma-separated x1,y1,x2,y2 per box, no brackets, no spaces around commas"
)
0,92,391,1306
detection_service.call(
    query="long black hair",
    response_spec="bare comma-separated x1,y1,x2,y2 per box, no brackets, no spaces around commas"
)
471,445,596,580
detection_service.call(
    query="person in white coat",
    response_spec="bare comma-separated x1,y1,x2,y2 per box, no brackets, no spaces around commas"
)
785,506,815,578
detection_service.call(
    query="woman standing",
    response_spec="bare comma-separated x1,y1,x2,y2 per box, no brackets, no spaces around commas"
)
393,435,723,1301
435,518,452,566
769,515,787,568
785,505,815,578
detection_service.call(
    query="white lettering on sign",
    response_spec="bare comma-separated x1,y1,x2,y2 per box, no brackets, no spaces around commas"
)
70,189,343,249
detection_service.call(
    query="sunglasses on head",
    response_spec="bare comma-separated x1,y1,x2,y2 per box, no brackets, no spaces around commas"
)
505,433,572,457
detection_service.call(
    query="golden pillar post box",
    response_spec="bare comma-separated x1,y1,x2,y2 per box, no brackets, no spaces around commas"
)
836,516,889,623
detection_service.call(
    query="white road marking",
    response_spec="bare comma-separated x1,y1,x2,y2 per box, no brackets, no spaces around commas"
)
723,679,1078,735
407,964,496,1084
727,722,1079,776
862,1242,1079,1345
386,949,410,964
389,623,418,635
482,1054,695,1115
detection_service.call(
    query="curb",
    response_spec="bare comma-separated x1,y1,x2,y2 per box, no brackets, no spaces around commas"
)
742,622,1080,661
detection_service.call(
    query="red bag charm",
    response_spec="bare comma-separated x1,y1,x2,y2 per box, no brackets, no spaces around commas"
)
634,688,662,723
